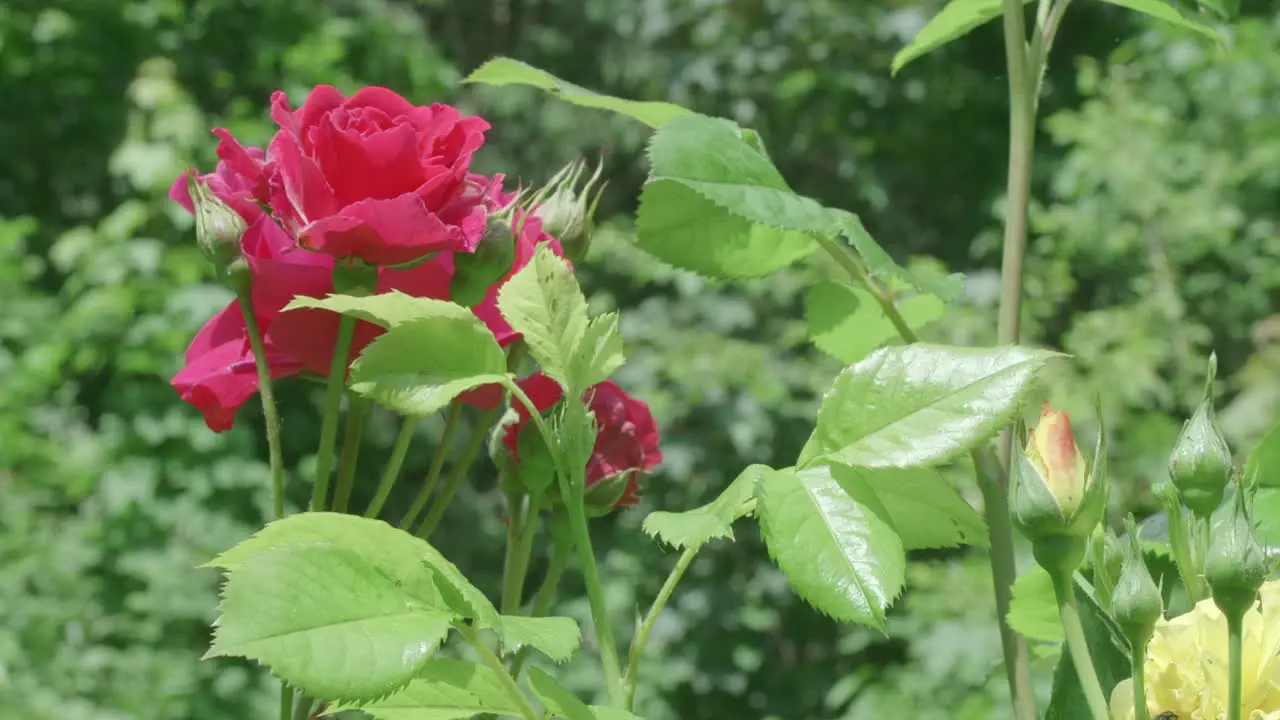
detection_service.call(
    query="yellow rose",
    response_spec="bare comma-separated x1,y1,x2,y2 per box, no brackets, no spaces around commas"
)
1110,580,1280,719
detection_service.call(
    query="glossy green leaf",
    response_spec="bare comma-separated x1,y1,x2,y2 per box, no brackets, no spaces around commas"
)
464,57,691,128
642,464,765,550
1045,577,1131,720
1099,0,1223,42
497,615,581,662
340,660,523,719
1007,567,1062,643
754,466,905,630
636,114,821,278
1245,419,1280,487
348,317,508,417
284,291,471,329
891,0,1035,76
527,667,594,720
830,464,987,549
801,344,1061,469
206,513,501,630
635,182,815,279
830,208,965,302
208,544,453,703
498,246,590,389
805,281,946,364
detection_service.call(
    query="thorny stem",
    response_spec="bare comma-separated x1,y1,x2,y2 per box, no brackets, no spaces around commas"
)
400,402,463,531
364,417,417,518
330,396,369,513
236,290,286,521
1052,571,1111,720
624,546,699,709
311,315,358,511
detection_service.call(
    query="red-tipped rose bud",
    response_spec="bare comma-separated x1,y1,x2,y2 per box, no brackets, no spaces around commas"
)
1012,403,1109,577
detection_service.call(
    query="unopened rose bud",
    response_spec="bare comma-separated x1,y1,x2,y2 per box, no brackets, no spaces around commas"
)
532,159,605,262
1169,354,1232,519
1206,483,1267,619
1012,403,1109,576
1113,516,1163,649
187,172,247,281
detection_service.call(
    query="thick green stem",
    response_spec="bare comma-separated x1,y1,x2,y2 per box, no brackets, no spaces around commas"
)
400,402,463,531
460,624,540,720
624,546,698,709
330,397,369,513
311,315,358,511
505,381,626,707
416,406,499,538
1052,571,1111,720
1130,640,1148,720
236,291,286,520
365,417,417,519
501,493,542,615
1228,609,1244,720
278,683,293,720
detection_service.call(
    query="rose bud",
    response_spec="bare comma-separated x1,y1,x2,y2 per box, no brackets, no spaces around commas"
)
1113,516,1164,652
187,172,247,285
1206,482,1267,620
1169,353,1232,519
530,158,605,263
1011,402,1109,577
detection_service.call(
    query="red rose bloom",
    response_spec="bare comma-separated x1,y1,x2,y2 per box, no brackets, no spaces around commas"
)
268,85,491,266
503,373,663,506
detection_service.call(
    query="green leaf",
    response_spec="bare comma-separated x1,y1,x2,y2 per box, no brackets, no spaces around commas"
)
635,182,815,279
1098,0,1223,42
1044,577,1131,720
208,544,453,703
1250,487,1280,549
588,709,645,720
1246,418,1280,488
497,246,589,389
340,659,523,719
497,615,581,662
207,513,501,630
464,57,692,128
348,317,508,417
636,114,822,278
830,209,964,302
800,344,1061,469
527,667,594,720
754,466,905,630
891,0,1035,76
566,312,625,390
829,465,987,549
642,464,764,550
805,281,946,364
284,291,472,329
1007,567,1062,643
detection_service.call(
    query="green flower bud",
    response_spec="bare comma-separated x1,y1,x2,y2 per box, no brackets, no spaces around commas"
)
1011,403,1109,577
531,158,605,263
1169,353,1232,519
1113,517,1163,649
1206,482,1267,619
450,217,518,308
187,173,247,283
584,471,633,518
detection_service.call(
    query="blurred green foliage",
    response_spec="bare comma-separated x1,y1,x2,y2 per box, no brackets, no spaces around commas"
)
1,1,1278,718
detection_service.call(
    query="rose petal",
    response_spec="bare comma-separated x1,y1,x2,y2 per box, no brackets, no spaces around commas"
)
346,86,418,120
172,336,302,433
269,130,339,224
314,119,425,206
298,194,475,266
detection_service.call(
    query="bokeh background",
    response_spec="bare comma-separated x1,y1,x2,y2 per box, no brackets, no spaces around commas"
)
2,1,1279,718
